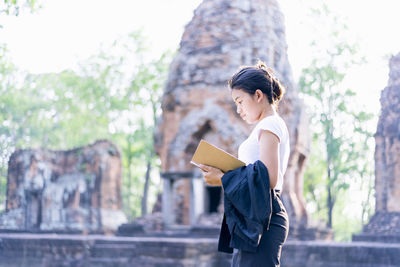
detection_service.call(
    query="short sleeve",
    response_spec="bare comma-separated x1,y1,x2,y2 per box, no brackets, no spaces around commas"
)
256,117,283,143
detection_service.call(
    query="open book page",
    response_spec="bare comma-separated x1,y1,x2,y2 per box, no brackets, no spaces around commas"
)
191,139,245,173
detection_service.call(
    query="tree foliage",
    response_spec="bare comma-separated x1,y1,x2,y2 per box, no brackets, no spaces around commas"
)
299,4,375,240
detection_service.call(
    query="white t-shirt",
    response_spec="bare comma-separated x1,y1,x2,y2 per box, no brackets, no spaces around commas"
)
238,114,290,191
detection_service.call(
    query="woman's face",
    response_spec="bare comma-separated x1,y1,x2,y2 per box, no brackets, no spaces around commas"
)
231,88,263,124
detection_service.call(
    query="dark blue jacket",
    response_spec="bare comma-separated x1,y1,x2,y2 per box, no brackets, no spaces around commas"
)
218,160,273,253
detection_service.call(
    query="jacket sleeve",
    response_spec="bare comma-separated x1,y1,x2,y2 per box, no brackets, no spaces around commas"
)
220,160,272,252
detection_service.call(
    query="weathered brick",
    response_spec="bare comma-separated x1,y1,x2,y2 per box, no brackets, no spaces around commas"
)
0,140,127,233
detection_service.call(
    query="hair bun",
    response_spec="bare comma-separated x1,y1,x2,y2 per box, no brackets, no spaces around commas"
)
256,60,268,70
271,77,284,103
256,60,275,77
255,60,285,104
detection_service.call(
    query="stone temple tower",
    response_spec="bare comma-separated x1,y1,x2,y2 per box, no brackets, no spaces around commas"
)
155,0,311,237
354,52,400,242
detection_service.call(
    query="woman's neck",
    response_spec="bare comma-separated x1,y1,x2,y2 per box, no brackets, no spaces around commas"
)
257,105,276,121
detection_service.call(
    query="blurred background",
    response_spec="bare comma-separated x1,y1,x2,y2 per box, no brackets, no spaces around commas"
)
0,0,399,244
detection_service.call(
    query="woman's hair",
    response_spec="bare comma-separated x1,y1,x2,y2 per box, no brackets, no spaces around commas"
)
228,60,285,106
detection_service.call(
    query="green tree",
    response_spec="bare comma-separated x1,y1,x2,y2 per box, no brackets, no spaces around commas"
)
0,46,18,212
127,54,169,216
352,111,375,226
0,0,42,212
299,4,375,239
0,31,171,218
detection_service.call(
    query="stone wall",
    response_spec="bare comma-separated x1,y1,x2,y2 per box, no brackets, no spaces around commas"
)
155,0,310,232
1,233,399,267
0,140,126,233
0,233,231,267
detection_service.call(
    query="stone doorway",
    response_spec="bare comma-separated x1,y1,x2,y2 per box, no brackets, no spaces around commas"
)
205,186,222,214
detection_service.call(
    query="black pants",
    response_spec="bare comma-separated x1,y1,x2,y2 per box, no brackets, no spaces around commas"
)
231,194,289,267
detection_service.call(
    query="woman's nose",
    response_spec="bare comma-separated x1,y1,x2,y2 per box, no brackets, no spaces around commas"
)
236,105,241,114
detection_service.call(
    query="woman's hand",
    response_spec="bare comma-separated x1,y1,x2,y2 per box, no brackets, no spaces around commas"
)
199,164,224,186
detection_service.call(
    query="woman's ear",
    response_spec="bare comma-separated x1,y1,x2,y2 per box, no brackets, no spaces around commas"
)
255,89,264,102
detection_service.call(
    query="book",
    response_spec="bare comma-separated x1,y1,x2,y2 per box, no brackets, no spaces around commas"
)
190,139,246,173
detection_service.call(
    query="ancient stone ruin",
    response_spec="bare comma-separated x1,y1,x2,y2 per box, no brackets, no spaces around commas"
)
354,52,400,243
0,140,127,233
154,0,322,239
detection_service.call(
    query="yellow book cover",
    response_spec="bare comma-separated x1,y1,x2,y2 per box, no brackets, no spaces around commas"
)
190,139,246,173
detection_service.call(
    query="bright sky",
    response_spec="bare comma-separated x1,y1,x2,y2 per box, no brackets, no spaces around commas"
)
2,0,400,115
1,0,202,72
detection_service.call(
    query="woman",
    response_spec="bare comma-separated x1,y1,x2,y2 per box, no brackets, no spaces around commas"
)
199,61,290,267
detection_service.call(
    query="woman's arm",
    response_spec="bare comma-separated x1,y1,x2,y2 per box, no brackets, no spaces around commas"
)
259,130,280,189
